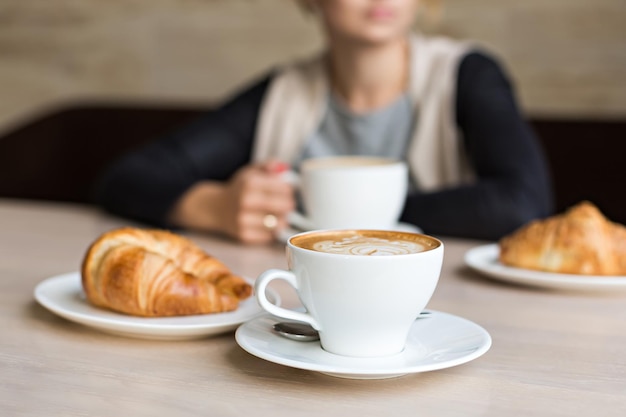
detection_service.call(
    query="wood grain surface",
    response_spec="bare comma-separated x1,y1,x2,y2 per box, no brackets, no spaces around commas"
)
1,199,625,416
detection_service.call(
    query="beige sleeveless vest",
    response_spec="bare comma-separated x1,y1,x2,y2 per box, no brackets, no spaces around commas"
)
252,34,475,191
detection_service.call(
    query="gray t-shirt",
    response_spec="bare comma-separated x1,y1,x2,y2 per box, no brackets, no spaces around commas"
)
298,92,414,165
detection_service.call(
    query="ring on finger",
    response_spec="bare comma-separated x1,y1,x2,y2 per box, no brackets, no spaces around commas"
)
263,214,278,231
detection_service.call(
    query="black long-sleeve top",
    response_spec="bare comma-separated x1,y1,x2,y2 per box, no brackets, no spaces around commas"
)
93,52,554,241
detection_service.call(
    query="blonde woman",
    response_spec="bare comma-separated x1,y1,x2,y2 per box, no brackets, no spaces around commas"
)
95,0,553,243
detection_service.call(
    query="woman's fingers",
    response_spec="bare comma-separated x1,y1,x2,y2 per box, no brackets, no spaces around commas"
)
239,166,295,214
264,160,290,174
234,210,290,244
225,161,295,243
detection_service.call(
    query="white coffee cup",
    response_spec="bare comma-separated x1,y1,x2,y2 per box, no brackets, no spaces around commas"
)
285,156,408,231
255,229,443,357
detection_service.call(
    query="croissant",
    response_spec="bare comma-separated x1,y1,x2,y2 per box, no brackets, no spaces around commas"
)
499,201,626,275
81,227,252,317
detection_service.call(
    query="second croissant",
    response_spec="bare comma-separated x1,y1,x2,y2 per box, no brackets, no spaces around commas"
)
81,227,252,317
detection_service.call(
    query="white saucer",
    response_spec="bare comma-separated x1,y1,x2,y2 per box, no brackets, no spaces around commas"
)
235,310,491,379
277,222,423,243
465,244,626,292
34,272,279,340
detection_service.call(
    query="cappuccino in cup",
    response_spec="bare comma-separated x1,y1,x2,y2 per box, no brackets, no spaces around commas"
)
255,229,443,358
292,230,432,256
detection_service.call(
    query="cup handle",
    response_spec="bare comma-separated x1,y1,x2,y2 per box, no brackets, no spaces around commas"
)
255,268,321,330
279,169,300,187
287,211,315,231
280,170,315,231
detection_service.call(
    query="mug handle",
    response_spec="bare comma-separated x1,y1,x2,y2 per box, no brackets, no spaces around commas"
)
255,268,321,330
280,170,315,231
287,212,315,231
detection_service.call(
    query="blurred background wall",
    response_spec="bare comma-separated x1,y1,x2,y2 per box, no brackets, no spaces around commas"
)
0,0,625,135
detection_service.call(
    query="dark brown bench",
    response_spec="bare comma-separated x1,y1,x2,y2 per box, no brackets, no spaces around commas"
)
1,102,624,224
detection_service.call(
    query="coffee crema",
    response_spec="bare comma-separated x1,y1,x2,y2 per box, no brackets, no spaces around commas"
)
292,230,439,256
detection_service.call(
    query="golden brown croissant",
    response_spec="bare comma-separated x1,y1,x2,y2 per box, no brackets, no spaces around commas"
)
81,227,252,317
499,201,626,275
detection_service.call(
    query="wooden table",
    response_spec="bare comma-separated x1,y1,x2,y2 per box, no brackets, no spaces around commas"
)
1,199,625,416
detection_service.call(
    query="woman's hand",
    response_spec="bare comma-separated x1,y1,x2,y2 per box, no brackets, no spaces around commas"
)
168,161,295,244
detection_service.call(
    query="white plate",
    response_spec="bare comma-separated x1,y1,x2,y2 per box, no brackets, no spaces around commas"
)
277,222,423,243
34,272,278,340
235,310,491,379
464,244,626,292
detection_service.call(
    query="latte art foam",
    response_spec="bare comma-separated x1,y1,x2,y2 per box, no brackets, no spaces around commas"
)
312,235,425,256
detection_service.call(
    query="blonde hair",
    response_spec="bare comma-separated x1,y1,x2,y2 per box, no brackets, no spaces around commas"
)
421,0,442,16
418,0,443,25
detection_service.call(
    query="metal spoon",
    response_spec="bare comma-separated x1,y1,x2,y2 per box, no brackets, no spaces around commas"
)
272,311,432,342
